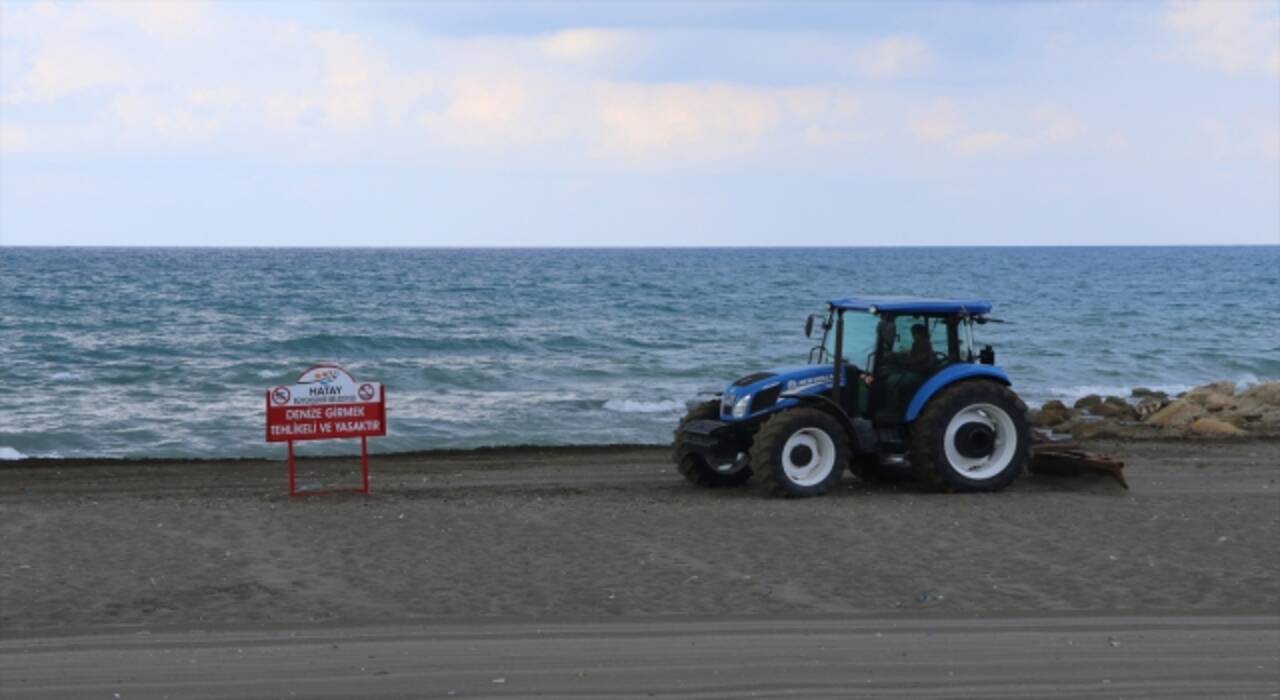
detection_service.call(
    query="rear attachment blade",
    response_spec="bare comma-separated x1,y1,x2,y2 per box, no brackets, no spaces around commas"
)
1029,444,1128,490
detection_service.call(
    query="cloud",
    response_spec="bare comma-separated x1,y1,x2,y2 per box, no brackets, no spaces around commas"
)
910,99,962,144
1165,0,1280,76
95,0,212,41
7,40,132,103
0,3,1126,170
539,28,631,62
591,83,863,164
951,130,1012,156
910,101,1085,157
1201,117,1280,160
592,82,772,162
0,3,884,167
1031,106,1083,145
855,37,932,77
0,122,30,154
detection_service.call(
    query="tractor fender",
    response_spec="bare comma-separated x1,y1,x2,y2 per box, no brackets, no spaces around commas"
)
780,393,863,450
905,365,1012,422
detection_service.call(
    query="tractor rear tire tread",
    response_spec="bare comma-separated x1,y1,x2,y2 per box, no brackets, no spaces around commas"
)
909,380,1029,493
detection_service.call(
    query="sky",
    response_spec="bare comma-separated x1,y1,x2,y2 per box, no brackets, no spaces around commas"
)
0,0,1277,246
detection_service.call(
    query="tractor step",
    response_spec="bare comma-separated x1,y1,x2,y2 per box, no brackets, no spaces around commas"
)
1029,443,1128,489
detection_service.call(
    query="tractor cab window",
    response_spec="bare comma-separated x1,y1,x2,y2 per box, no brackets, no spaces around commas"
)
885,315,948,362
823,312,879,371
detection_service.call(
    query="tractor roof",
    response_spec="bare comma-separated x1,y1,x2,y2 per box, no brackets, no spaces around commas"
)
829,295,992,316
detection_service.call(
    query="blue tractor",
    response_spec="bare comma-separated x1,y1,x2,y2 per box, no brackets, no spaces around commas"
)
674,296,1030,497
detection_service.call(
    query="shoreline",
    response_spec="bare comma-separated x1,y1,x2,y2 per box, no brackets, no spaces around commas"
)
4,381,1277,464
6,433,1280,469
0,442,667,469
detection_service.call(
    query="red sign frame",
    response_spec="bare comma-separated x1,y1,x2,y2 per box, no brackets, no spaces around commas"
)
265,364,387,496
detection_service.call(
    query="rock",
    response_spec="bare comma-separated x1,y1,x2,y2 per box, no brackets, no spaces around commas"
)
1131,387,1168,400
1188,417,1246,438
1090,400,1139,422
1030,405,1071,427
1136,397,1170,419
1181,381,1236,406
1239,382,1280,407
1201,393,1233,413
1042,399,1068,412
1145,399,1205,428
1073,394,1103,411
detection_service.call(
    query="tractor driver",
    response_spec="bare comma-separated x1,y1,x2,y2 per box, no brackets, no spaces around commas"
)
878,322,939,419
902,324,938,375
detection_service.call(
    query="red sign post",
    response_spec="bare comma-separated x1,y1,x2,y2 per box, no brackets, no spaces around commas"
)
266,364,386,496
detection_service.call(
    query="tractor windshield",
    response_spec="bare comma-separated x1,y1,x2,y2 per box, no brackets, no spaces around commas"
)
822,312,879,370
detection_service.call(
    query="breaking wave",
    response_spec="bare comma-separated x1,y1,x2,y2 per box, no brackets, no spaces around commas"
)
602,399,688,414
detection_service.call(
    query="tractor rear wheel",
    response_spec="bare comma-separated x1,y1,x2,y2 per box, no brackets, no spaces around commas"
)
673,400,753,488
750,408,848,497
909,380,1029,492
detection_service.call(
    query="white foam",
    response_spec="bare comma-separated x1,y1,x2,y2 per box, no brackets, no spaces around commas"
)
0,447,27,461
603,399,687,414
49,371,85,381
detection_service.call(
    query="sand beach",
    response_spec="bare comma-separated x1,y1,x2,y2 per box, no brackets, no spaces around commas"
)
2,437,1277,697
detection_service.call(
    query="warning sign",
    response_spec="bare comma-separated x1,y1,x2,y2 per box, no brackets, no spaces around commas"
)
266,365,386,443
265,363,386,497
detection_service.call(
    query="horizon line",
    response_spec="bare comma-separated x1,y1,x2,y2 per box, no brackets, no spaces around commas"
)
3,243,1278,250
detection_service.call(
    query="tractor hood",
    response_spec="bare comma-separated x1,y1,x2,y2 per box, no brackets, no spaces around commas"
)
720,365,844,420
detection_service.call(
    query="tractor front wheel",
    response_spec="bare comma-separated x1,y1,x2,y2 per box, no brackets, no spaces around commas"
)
673,401,753,488
909,380,1029,492
750,408,848,497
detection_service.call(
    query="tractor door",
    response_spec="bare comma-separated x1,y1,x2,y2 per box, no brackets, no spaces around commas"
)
870,314,950,423
826,311,878,416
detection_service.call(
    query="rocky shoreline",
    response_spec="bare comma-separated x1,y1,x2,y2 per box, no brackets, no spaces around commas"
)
1028,380,1280,440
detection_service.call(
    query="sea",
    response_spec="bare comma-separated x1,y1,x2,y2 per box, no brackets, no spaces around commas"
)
1,246,1277,460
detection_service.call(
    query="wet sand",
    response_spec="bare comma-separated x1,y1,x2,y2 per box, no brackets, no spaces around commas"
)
2,439,1278,696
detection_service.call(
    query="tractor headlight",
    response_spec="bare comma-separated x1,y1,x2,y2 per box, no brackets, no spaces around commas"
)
732,394,752,419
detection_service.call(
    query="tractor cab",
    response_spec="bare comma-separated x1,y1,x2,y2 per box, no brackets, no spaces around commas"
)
808,296,997,426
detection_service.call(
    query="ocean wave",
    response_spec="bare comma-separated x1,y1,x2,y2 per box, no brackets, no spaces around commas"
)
602,399,687,414
274,333,522,356
0,446,27,460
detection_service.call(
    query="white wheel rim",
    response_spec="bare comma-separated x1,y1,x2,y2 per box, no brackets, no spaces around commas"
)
781,428,837,486
942,403,1018,480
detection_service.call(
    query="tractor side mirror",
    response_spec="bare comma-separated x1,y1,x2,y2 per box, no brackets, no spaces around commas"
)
804,315,817,338
979,345,995,365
